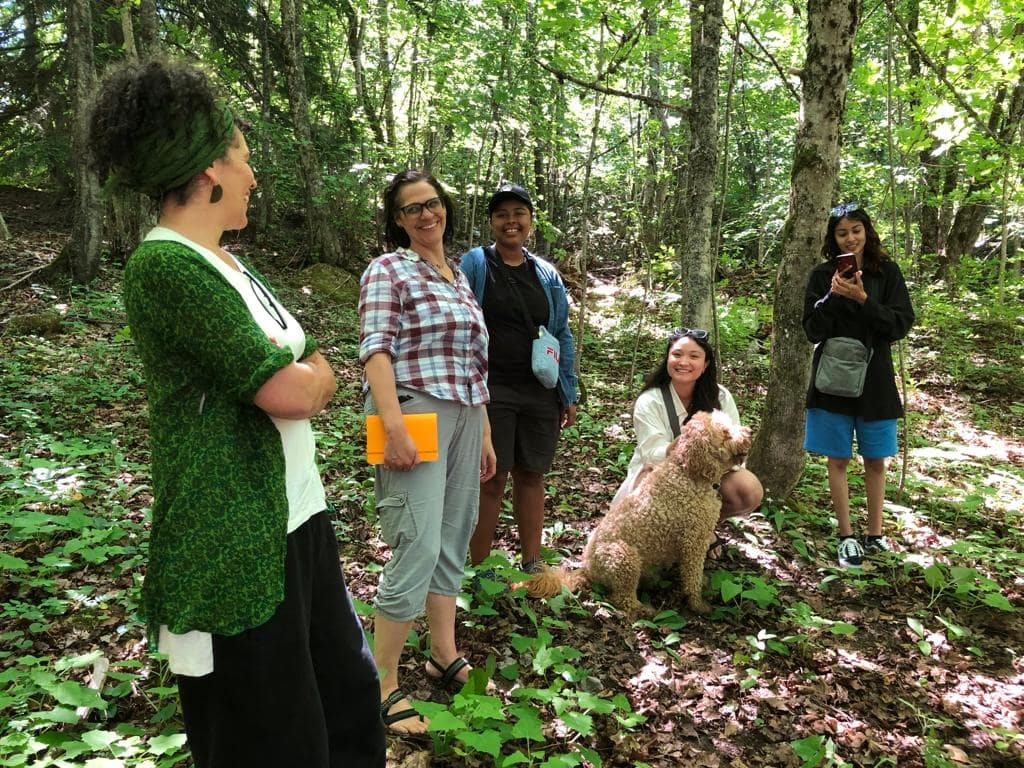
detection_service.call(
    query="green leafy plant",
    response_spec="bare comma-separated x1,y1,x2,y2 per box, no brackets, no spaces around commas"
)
918,562,1015,611
413,656,641,766
710,571,782,615
790,734,852,768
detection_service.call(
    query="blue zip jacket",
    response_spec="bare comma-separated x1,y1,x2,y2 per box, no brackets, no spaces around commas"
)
460,246,578,407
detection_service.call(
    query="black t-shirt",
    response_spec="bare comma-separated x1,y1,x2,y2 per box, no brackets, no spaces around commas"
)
482,247,549,386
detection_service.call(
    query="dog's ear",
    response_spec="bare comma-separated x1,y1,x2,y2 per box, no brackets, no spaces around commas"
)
675,411,723,481
724,423,752,460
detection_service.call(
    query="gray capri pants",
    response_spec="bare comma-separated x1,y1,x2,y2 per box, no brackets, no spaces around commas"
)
366,386,484,622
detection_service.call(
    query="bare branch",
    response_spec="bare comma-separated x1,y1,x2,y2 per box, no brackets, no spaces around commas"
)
535,58,685,113
739,19,801,103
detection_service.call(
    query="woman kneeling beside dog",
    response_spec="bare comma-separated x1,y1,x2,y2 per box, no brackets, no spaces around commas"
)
529,328,762,614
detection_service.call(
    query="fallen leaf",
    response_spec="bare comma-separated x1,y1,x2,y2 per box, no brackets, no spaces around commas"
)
943,744,970,763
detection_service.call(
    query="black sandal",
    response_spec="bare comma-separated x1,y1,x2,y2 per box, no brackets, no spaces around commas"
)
380,688,426,734
425,655,470,689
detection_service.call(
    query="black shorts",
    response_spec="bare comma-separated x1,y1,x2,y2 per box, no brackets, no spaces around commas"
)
487,380,561,474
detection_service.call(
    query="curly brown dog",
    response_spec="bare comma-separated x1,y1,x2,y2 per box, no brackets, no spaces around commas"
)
528,410,751,615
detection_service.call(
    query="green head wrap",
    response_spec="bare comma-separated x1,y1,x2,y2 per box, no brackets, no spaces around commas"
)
106,102,235,198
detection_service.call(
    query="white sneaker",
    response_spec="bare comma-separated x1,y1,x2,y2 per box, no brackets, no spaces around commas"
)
837,536,865,568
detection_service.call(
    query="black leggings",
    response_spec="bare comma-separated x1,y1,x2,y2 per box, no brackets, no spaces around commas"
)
176,512,385,768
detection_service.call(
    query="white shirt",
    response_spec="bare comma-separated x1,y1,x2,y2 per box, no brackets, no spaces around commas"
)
146,227,326,676
612,384,741,508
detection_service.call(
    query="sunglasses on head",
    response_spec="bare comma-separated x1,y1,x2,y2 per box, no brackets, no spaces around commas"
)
830,202,860,218
672,327,709,340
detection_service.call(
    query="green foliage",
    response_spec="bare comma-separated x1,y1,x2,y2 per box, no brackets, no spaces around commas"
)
3,0,1023,289
0,287,184,765
917,561,1015,612
790,734,852,768
709,570,781,615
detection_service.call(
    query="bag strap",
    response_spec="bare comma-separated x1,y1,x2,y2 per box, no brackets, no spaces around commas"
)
660,382,682,439
484,244,540,336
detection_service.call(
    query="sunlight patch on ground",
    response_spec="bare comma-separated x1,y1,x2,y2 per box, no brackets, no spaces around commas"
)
834,648,884,674
892,508,958,557
728,514,796,582
630,655,673,688
941,671,1024,748
585,276,681,335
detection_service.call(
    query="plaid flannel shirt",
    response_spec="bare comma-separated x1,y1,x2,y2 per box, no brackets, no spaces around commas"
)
359,248,489,406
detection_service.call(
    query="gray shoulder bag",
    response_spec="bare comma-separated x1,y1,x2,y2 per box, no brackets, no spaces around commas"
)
814,335,873,398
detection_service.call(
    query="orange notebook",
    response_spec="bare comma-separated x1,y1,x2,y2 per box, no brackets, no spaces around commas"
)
365,413,439,464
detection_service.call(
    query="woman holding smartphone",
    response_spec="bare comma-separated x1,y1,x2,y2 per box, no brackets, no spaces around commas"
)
803,203,915,569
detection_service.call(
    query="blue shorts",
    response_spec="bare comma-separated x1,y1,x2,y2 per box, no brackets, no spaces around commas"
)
804,408,898,460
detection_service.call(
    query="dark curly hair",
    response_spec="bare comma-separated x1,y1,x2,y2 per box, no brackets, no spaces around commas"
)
640,329,721,421
88,58,238,204
821,205,890,274
382,170,456,250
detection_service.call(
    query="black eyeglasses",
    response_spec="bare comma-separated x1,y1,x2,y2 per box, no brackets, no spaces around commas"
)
672,327,709,340
398,197,444,217
246,272,287,331
830,202,860,218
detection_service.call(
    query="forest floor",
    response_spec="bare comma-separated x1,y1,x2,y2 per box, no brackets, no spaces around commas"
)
1,186,1022,768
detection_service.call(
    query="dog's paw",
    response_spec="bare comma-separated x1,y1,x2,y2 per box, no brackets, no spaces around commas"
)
614,597,649,619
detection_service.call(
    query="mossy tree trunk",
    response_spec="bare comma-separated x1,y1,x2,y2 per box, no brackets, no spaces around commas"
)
747,0,859,500
279,0,347,269
678,0,723,330
252,0,276,236
640,9,671,259
63,0,103,284
105,1,154,265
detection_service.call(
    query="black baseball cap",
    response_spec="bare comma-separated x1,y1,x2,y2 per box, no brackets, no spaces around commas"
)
487,183,534,214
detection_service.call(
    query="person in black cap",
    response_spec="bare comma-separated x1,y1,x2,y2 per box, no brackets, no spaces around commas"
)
460,183,579,575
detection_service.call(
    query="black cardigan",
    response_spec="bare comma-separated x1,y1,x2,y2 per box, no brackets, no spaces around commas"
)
803,259,914,420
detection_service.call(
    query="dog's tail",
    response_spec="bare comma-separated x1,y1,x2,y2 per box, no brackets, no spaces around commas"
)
525,566,587,599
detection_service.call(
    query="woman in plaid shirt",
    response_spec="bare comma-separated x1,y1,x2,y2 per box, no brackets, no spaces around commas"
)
359,170,497,736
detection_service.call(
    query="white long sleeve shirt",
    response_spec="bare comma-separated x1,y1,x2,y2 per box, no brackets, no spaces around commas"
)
611,384,741,508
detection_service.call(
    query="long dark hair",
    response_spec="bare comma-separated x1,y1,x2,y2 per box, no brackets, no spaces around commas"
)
640,329,721,420
821,205,889,274
382,169,456,250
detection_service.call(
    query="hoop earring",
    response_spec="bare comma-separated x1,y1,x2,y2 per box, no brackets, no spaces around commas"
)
209,184,223,204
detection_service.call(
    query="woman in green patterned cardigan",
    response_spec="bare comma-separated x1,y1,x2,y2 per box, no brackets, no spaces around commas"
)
88,59,385,767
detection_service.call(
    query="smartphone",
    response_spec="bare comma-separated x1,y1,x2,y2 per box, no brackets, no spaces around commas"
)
835,253,857,278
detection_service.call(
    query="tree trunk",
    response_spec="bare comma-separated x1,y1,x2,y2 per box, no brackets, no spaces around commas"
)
747,0,859,501
572,89,604,403
62,0,103,284
105,2,152,264
942,60,1024,271
252,0,276,235
137,0,160,53
678,0,723,329
339,0,386,148
279,0,346,268
911,0,956,258
640,10,671,257
526,1,551,258
375,0,395,147
118,2,137,57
